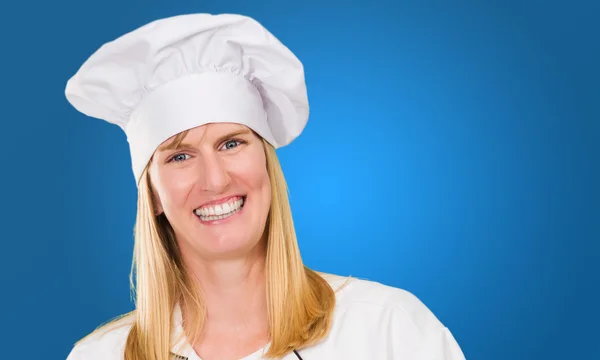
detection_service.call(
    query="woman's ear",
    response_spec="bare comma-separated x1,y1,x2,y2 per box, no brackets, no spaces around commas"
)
154,196,164,216
147,165,164,216
151,184,164,216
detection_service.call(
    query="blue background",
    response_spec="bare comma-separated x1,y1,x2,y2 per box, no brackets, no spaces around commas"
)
0,0,598,359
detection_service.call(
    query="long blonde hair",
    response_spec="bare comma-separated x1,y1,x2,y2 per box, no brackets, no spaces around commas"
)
78,135,336,359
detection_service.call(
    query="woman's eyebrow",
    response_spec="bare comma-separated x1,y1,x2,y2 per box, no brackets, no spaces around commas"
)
158,128,252,152
213,128,252,145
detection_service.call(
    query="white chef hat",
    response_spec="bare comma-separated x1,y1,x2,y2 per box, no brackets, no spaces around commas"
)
65,13,309,184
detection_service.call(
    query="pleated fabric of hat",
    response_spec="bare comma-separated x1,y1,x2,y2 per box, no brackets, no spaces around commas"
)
65,13,309,184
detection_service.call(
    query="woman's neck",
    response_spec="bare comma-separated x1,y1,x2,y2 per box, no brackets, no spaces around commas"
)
184,243,269,332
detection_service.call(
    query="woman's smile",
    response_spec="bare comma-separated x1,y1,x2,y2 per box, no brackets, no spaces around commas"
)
194,195,246,224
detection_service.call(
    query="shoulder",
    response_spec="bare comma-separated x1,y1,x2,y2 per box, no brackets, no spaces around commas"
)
321,272,442,330
318,273,466,359
66,312,135,360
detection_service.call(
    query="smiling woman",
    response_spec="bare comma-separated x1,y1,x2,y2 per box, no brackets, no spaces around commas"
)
64,13,465,360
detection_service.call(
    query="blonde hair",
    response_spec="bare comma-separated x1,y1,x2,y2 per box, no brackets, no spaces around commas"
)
76,134,336,359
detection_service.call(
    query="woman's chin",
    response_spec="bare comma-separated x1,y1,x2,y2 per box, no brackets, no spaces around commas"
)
192,228,266,259
199,239,264,260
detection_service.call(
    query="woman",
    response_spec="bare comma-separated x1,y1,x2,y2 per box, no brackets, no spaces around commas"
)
65,13,465,360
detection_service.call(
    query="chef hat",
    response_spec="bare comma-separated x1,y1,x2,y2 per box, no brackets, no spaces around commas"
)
65,13,309,184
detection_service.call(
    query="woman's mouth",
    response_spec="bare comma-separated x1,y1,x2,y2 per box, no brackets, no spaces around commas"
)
193,196,245,222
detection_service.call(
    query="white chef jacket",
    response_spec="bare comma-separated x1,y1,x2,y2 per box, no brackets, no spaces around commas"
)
66,274,466,359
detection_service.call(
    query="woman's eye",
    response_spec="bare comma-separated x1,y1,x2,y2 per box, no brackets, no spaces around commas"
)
221,140,241,150
170,153,190,162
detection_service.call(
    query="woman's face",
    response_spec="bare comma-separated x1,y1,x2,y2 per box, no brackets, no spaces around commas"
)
148,123,271,260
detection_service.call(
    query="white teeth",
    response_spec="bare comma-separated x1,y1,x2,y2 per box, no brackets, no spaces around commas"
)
194,197,245,221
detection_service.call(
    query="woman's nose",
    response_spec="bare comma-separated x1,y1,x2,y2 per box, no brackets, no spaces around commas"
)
199,152,231,193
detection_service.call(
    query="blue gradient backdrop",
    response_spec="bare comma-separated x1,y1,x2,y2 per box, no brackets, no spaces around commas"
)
1,1,598,359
